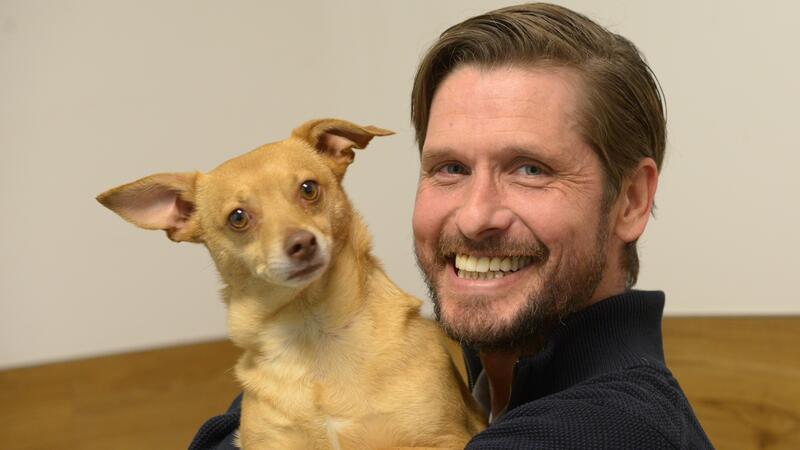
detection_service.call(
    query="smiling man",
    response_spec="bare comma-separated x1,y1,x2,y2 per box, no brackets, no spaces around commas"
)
411,3,713,449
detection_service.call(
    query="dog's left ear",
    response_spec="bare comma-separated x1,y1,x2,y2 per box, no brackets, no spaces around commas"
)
291,118,394,179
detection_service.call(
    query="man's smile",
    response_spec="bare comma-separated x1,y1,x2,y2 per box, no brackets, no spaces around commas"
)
453,254,535,280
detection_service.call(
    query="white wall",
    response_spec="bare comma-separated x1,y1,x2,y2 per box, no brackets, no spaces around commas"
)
2,0,798,369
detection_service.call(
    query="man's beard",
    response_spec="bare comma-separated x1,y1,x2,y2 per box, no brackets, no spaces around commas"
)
415,217,609,352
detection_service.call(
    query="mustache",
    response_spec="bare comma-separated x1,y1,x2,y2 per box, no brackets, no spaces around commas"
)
435,234,549,263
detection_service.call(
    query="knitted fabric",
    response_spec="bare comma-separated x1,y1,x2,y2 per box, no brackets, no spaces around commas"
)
189,394,240,450
463,290,713,449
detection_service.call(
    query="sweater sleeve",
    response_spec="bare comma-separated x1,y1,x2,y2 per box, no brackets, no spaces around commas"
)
188,393,242,450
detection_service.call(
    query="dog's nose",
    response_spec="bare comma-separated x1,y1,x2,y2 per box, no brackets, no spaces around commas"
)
285,230,318,262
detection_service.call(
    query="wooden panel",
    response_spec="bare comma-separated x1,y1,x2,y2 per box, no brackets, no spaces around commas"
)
1,318,798,449
0,340,241,450
663,317,800,450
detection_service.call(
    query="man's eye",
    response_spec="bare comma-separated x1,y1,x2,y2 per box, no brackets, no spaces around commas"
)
439,163,468,175
517,165,543,176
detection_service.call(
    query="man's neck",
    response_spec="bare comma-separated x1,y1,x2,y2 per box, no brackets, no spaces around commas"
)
479,333,549,418
479,350,518,418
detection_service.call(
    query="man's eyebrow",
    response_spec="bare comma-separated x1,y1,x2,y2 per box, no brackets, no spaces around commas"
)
421,145,552,162
503,145,547,158
420,147,456,164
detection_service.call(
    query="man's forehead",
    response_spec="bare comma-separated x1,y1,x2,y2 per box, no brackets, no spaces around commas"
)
432,64,582,113
428,66,581,132
423,65,588,162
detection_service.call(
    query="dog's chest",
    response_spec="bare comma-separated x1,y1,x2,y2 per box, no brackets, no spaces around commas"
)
239,366,391,449
237,339,396,448
236,299,408,447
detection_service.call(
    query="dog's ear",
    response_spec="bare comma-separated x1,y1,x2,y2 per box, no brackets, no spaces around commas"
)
96,172,202,243
291,118,394,179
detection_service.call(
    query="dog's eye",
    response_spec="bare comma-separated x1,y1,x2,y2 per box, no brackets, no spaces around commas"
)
228,208,250,230
300,180,319,201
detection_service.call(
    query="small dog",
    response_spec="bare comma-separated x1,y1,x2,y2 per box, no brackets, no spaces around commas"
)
97,119,486,449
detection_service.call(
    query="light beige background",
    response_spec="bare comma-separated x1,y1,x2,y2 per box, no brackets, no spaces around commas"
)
1,0,798,369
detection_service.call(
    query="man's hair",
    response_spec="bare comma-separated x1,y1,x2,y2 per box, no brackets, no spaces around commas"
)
410,3,666,287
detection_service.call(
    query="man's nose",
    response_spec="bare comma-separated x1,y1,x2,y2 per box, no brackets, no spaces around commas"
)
455,173,513,241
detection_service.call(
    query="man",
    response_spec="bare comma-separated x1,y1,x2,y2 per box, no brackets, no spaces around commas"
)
191,3,712,449
411,3,712,449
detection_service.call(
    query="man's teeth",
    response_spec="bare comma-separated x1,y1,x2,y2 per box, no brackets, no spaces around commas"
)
454,254,532,279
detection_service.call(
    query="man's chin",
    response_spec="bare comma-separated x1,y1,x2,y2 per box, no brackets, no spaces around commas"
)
433,291,550,351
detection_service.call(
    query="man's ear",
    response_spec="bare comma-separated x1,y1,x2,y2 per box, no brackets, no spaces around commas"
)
291,118,394,180
613,158,659,243
96,172,202,243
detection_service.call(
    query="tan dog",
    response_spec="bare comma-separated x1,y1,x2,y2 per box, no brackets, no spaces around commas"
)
97,119,486,449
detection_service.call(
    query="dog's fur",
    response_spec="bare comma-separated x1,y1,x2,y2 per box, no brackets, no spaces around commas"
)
97,119,486,449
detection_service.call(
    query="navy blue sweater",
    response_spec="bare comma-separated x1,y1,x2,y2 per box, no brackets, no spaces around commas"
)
462,290,713,449
190,290,713,449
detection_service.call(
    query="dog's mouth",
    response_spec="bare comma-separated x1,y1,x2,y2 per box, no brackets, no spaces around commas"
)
255,258,329,287
287,262,325,281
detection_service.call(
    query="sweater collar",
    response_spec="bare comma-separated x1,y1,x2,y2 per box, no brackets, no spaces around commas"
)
463,290,666,411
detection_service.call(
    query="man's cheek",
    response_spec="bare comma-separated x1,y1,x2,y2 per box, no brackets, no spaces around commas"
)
412,197,438,243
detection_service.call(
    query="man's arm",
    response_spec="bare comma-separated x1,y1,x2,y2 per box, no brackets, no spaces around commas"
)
189,393,242,450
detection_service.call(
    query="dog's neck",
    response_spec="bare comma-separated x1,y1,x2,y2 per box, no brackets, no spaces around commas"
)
224,214,380,357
